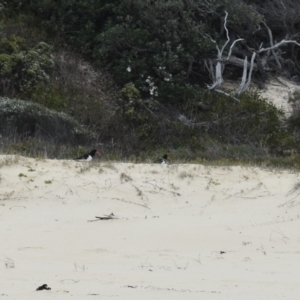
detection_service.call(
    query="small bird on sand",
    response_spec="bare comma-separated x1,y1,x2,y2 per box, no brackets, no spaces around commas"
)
77,149,101,161
154,154,171,164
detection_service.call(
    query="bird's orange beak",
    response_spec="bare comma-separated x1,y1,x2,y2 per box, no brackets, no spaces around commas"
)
96,151,101,156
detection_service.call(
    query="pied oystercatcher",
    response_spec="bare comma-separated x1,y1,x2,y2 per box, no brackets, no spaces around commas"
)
77,149,101,161
154,154,171,164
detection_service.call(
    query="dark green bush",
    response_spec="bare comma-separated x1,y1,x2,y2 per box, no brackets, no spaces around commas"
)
0,97,92,145
178,90,295,152
29,83,67,110
0,39,54,97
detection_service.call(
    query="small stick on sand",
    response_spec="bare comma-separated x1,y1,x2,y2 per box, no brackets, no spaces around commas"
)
88,213,118,222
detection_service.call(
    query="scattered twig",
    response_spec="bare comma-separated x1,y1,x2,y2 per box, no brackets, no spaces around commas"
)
269,229,290,244
173,260,189,270
0,191,15,200
104,178,112,189
74,262,88,272
143,180,181,196
23,184,32,191
95,216,116,220
96,213,117,220
60,279,80,284
192,254,202,264
77,181,99,193
88,212,119,222
4,257,15,269
108,197,150,210
9,206,26,210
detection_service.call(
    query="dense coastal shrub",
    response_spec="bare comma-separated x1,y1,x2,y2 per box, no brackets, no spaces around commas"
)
2,1,264,103
179,90,295,153
0,97,91,144
0,39,53,97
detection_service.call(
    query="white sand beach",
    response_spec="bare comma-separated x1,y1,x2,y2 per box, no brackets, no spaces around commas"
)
1,155,300,299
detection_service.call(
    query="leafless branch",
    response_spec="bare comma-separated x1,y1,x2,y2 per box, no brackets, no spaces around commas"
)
206,12,230,90
206,10,300,95
262,21,282,69
226,39,244,60
236,52,257,95
207,11,244,91
258,39,300,53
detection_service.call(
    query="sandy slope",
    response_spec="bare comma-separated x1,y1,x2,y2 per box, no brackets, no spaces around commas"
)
1,155,300,299
223,76,300,117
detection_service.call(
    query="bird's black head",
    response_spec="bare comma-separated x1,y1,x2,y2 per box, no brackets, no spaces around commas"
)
90,149,101,157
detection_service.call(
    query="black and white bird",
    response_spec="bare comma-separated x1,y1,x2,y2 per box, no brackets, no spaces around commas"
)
77,149,101,162
154,154,171,164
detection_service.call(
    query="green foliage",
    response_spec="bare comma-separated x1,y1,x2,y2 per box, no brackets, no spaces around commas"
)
0,97,92,144
0,40,54,96
119,84,160,139
0,36,25,54
192,90,294,151
121,84,140,103
93,1,217,101
217,0,263,34
0,0,267,105
30,83,67,110
0,53,14,74
0,35,25,76
15,42,54,92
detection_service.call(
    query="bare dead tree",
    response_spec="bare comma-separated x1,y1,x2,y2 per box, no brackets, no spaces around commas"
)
206,9,300,96
205,11,243,95
236,37,300,94
256,0,300,71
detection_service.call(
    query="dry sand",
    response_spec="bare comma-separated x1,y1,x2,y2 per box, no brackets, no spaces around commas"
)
1,155,300,299
223,76,300,117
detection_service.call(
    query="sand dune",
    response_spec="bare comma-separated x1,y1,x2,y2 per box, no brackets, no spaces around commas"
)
1,155,300,299
223,76,300,117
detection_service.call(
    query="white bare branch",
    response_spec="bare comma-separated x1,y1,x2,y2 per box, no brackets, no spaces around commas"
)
220,11,230,54
235,35,300,94
214,89,240,102
208,61,223,90
207,11,243,91
262,21,282,69
243,52,257,92
258,39,300,53
236,52,257,95
204,59,215,81
236,57,248,95
205,11,300,96
226,38,244,60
